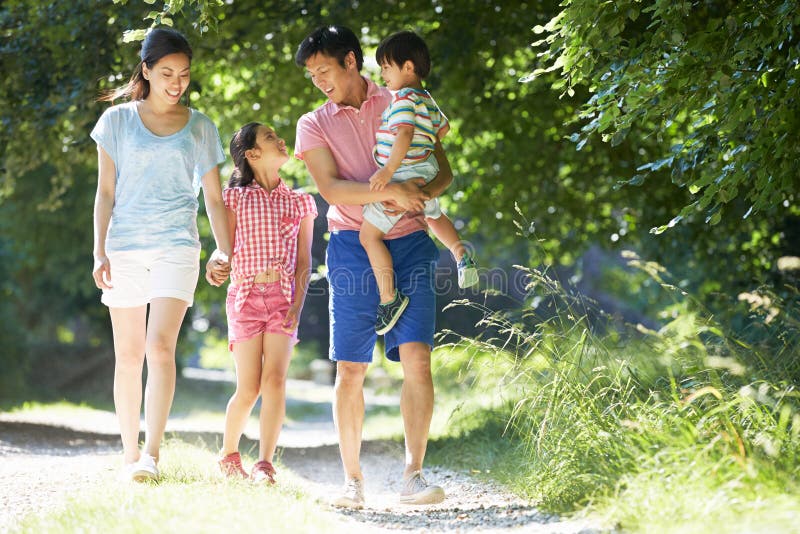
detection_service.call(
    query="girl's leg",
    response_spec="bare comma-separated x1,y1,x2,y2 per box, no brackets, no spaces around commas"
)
359,222,395,304
141,297,189,459
258,333,292,462
109,306,147,464
427,215,466,262
222,335,264,455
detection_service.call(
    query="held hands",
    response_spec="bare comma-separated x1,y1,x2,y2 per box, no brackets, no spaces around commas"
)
92,255,113,290
282,303,302,334
205,249,231,287
384,178,429,214
369,167,393,192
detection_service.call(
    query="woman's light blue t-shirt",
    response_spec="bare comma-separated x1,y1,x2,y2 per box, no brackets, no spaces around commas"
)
90,101,225,252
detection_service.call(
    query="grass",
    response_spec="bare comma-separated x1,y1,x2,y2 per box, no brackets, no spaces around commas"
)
10,441,353,534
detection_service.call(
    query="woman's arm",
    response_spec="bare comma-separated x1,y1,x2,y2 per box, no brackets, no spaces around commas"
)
201,167,233,286
282,215,314,333
92,146,116,290
302,146,429,211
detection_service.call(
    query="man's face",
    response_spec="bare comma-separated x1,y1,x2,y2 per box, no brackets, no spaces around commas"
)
305,52,355,105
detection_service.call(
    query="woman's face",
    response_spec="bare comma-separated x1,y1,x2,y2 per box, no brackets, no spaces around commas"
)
143,52,191,105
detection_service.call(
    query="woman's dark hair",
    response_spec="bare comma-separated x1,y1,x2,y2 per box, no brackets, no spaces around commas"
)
376,31,431,79
100,28,193,102
295,25,363,71
228,122,261,188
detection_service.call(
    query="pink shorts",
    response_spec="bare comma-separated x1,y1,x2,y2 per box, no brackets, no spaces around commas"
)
226,281,298,351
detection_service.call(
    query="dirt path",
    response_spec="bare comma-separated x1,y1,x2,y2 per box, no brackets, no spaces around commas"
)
0,375,602,533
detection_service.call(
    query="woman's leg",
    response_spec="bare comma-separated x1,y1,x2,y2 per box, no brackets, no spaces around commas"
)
141,297,189,459
222,335,264,455
109,306,147,464
258,333,292,462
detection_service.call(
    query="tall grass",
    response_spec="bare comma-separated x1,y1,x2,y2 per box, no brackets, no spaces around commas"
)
431,244,800,532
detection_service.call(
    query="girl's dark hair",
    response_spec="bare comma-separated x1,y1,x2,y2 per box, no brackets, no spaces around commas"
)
295,25,363,71
376,31,431,79
228,122,261,188
100,28,193,102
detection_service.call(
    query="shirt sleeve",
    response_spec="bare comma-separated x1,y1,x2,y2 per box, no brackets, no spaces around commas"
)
193,115,226,193
222,187,239,212
294,113,327,160
89,107,118,166
387,90,418,132
296,192,318,219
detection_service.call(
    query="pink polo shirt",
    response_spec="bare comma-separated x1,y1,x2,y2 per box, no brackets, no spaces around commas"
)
294,76,427,239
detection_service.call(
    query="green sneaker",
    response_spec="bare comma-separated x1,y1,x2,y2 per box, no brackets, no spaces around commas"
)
457,255,479,288
375,291,409,335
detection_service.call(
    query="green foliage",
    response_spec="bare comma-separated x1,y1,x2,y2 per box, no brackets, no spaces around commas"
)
527,0,800,232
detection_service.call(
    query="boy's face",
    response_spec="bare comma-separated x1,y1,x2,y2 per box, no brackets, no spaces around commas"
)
381,61,405,91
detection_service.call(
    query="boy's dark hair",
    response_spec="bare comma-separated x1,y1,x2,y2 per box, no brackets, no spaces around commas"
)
295,25,363,71
375,31,431,79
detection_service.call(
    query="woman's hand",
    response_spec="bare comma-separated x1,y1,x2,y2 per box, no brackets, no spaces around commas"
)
205,250,231,287
92,255,113,290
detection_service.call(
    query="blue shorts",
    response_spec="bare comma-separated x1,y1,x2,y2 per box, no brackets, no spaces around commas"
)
326,230,437,362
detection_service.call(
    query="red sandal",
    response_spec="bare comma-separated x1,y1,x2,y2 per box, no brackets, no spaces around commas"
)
251,460,276,484
218,452,248,479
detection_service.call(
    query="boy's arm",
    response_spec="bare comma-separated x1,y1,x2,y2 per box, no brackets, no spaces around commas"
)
370,125,414,191
302,146,428,211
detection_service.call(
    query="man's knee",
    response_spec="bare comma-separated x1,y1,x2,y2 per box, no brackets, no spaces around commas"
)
399,344,432,379
335,361,368,388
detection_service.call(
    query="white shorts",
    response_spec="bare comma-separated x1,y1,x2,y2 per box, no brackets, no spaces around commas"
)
101,246,200,308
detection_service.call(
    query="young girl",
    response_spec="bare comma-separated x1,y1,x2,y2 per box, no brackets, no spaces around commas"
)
210,122,316,483
91,28,232,482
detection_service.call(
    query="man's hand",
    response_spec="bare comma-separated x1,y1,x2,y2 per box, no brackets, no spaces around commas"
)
387,178,429,212
369,167,393,192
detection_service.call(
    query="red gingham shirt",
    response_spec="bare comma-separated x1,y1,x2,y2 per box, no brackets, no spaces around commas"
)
223,179,317,312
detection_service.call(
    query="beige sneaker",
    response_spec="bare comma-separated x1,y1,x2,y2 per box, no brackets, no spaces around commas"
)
331,478,365,509
399,470,445,504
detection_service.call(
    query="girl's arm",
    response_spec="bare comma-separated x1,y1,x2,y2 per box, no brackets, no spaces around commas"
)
282,215,314,333
92,146,116,290
201,166,233,286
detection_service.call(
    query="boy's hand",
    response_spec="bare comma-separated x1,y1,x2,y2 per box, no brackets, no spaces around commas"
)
369,167,393,192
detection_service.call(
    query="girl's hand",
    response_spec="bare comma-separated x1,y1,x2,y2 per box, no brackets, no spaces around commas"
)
205,250,231,287
93,255,113,290
282,304,301,334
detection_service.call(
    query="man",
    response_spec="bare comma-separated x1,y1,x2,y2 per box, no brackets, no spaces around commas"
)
294,25,452,508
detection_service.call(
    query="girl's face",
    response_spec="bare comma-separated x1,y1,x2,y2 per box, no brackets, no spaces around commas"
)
248,126,289,168
143,52,191,105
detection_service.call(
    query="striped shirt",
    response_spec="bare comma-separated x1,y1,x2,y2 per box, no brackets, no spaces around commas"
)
223,179,317,312
374,87,450,167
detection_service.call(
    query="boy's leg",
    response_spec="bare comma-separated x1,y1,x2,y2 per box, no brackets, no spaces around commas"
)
359,221,395,304
108,305,147,465
258,332,292,463
222,335,263,455
426,214,466,262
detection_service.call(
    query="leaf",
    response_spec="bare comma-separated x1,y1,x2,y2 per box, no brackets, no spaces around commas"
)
122,29,148,43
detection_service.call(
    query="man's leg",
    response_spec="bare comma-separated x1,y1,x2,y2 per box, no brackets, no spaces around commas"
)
398,342,434,476
334,360,368,481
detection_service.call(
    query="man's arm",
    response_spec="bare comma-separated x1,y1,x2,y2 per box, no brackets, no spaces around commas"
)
421,139,453,199
302,146,428,212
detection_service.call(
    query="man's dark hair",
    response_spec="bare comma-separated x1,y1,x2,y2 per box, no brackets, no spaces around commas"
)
295,25,363,70
375,30,431,79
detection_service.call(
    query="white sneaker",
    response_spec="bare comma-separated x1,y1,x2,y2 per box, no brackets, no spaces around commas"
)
131,453,159,482
331,478,365,509
399,470,445,504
